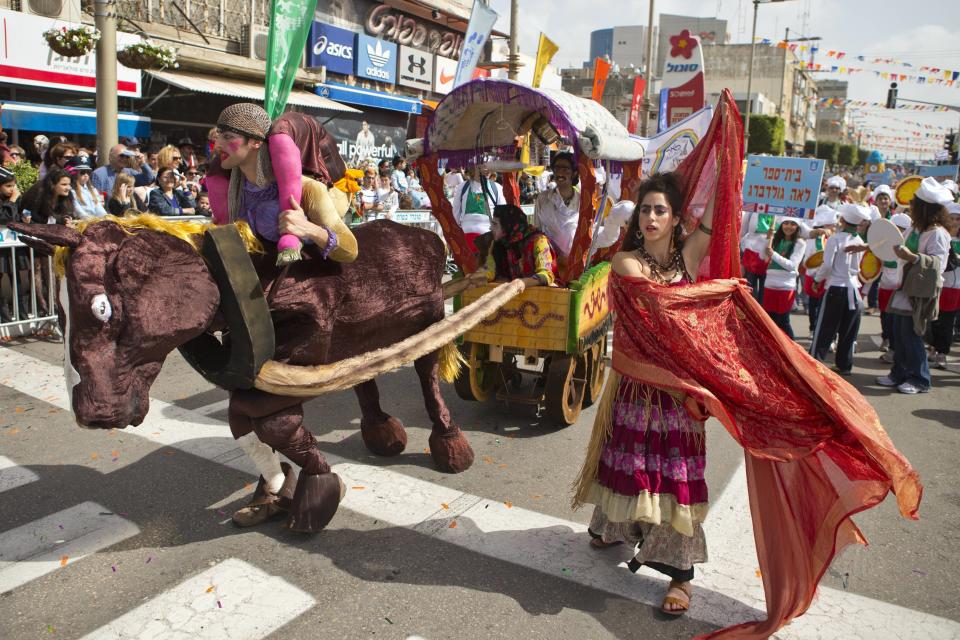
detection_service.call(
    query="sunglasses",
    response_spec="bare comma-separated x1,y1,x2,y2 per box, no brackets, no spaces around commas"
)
172,156,182,161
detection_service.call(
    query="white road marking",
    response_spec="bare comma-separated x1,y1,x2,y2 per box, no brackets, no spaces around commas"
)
0,501,139,592
192,398,230,417
0,456,39,493
79,558,315,640
2,349,958,638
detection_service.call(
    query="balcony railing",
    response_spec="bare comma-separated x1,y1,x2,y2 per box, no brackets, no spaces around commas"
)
115,0,269,43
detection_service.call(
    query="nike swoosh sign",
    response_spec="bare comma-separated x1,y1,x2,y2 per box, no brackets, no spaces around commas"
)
440,70,454,84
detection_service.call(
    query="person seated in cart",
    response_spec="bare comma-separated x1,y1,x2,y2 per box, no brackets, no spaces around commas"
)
534,152,631,264
479,203,558,288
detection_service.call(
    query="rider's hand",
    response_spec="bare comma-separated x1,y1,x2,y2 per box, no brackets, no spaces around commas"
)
278,196,317,239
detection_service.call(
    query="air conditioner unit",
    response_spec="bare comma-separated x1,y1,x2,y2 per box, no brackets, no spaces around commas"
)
20,0,81,19
243,24,270,61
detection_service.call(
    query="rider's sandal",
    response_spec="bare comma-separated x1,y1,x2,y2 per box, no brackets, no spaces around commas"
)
660,580,692,616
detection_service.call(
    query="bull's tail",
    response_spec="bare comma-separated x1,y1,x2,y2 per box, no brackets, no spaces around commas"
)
438,341,465,383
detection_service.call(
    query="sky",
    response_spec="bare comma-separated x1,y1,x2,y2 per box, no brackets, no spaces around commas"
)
485,0,960,156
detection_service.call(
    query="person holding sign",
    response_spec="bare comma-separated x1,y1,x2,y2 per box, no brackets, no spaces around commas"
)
878,213,914,358
762,218,806,339
812,203,870,375
876,177,953,394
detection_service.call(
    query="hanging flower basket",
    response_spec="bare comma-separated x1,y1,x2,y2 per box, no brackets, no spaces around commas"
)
117,41,179,70
43,25,100,58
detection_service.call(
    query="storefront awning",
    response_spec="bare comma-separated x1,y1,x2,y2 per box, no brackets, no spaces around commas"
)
147,70,361,114
0,102,150,137
316,83,423,115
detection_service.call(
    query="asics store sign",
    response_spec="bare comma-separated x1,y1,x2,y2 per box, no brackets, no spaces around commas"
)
307,22,355,75
356,34,397,84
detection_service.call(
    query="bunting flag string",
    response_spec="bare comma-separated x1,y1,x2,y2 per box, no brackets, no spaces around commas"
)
811,97,951,112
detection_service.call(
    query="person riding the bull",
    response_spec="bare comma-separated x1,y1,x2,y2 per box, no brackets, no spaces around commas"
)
205,103,358,265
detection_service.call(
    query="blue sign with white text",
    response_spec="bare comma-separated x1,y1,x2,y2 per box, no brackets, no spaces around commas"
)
743,155,825,213
917,164,959,180
355,34,397,85
306,22,356,75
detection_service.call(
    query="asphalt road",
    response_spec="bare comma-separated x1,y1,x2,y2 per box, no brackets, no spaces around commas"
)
0,311,958,640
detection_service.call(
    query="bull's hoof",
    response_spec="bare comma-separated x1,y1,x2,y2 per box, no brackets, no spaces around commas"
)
285,472,344,533
361,415,408,457
429,428,475,473
232,462,296,528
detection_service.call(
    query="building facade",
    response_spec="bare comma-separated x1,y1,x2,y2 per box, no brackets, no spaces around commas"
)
586,26,656,73
702,43,817,151
815,79,849,144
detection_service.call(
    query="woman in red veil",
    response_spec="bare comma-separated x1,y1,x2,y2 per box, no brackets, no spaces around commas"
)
573,91,922,638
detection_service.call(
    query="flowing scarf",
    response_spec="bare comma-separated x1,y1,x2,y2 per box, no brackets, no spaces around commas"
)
573,90,922,639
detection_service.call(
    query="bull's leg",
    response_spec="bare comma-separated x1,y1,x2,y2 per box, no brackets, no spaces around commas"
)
250,403,344,533
354,379,408,456
415,350,474,473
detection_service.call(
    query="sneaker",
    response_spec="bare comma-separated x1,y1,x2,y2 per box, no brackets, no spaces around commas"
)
875,375,899,387
832,366,852,376
931,353,947,370
879,339,889,352
897,382,929,394
879,351,895,364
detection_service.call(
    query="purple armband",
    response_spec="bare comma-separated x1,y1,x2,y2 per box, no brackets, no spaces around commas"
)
319,226,338,259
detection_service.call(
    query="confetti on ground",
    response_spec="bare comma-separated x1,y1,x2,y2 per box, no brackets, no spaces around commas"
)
60,555,68,567
440,503,449,510
90,453,99,460
504,501,513,508
14,407,24,413
482,455,494,464
146,557,152,564
111,565,117,572
755,569,762,578
8,428,20,435
561,567,572,575
498,464,507,469
58,524,64,530
216,509,227,516
423,448,430,454
352,486,365,490
448,520,457,529
217,600,223,608
206,586,215,593
531,495,542,500
111,450,120,458
162,450,175,456
47,625,55,634
244,483,253,490
384,617,393,624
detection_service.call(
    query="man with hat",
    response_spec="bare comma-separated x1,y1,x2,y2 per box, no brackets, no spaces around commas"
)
811,202,870,374
878,212,913,359
819,175,846,210
207,102,356,266
926,201,960,369
876,177,953,393
801,204,838,333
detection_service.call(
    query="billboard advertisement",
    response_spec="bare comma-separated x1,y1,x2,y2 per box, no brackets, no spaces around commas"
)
355,34,397,84
306,22,356,75
661,29,704,131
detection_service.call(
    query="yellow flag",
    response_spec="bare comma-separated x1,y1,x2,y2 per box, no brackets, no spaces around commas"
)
532,33,558,88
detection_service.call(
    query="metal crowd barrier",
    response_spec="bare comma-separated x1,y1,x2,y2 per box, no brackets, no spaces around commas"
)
0,229,58,339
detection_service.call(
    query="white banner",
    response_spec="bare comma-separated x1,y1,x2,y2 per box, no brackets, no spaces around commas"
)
632,105,713,175
453,0,498,88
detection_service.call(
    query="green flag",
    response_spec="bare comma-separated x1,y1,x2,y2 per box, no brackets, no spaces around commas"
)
264,0,317,120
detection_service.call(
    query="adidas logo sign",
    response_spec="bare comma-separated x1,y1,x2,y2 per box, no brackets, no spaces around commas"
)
367,41,391,68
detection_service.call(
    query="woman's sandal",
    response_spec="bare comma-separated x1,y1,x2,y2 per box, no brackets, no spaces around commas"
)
660,580,692,616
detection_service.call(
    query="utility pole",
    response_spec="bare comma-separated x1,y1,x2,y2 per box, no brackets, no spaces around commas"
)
639,0,655,136
507,0,519,80
94,0,118,165
744,0,760,149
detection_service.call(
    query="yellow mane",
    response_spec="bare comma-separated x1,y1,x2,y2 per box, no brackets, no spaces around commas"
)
54,213,264,277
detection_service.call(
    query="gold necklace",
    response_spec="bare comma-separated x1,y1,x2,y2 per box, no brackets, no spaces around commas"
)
635,243,687,284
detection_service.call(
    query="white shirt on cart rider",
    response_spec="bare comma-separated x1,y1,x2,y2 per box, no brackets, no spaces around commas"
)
453,174,505,235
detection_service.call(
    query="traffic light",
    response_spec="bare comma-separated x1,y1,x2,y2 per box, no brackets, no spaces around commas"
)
885,82,898,109
946,132,958,163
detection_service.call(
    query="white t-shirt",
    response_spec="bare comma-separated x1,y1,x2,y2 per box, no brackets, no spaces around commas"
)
453,179,505,235
889,226,951,312
764,238,807,290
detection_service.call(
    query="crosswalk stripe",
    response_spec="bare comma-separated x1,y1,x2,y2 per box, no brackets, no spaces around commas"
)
0,501,139,592
2,348,959,638
0,455,39,493
79,558,315,640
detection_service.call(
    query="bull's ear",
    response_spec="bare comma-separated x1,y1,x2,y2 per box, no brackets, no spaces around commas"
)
7,222,81,249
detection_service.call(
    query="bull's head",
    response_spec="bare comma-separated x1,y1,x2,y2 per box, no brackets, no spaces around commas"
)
9,221,219,429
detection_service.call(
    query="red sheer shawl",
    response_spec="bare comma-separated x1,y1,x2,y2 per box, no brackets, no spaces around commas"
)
609,274,921,639
599,90,921,638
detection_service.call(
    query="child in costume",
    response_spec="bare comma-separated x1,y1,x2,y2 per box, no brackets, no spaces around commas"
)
206,103,356,265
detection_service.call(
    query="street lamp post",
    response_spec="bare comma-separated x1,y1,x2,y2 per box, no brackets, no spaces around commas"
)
639,0,655,136
745,0,792,151
94,0,118,165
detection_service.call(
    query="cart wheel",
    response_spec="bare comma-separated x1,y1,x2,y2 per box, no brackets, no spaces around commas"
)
544,352,587,425
583,339,607,408
454,342,498,402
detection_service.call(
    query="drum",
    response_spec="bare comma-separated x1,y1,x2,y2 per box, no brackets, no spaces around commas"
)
893,175,923,207
859,249,882,284
804,250,824,270
866,218,904,262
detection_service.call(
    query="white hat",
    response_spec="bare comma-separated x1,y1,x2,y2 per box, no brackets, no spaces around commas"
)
942,179,959,196
946,202,960,216
914,176,954,205
890,212,912,229
839,203,871,224
826,176,846,190
872,184,894,200
813,204,839,227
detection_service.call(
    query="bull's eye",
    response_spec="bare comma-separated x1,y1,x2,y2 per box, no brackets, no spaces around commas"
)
91,294,112,323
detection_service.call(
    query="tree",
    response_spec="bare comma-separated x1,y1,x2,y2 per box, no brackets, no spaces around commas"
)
742,115,785,155
857,148,869,166
837,144,857,166
816,141,839,165
804,140,817,156
11,160,38,193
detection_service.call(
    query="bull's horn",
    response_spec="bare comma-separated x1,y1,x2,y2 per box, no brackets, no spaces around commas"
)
253,280,525,397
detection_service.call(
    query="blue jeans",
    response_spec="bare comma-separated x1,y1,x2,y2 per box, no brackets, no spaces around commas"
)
867,280,879,309
889,314,930,389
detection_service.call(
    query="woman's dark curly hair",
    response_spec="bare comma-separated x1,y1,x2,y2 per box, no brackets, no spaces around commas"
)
621,172,686,252
909,197,947,232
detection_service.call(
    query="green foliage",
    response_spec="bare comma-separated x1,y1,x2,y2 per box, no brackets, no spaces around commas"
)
815,141,839,164
837,144,857,166
743,115,785,155
11,161,38,193
857,148,869,166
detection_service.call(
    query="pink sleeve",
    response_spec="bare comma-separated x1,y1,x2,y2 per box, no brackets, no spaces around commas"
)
268,132,303,208
206,174,229,225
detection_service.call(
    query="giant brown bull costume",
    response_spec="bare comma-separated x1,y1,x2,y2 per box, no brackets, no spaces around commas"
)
10,107,477,533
